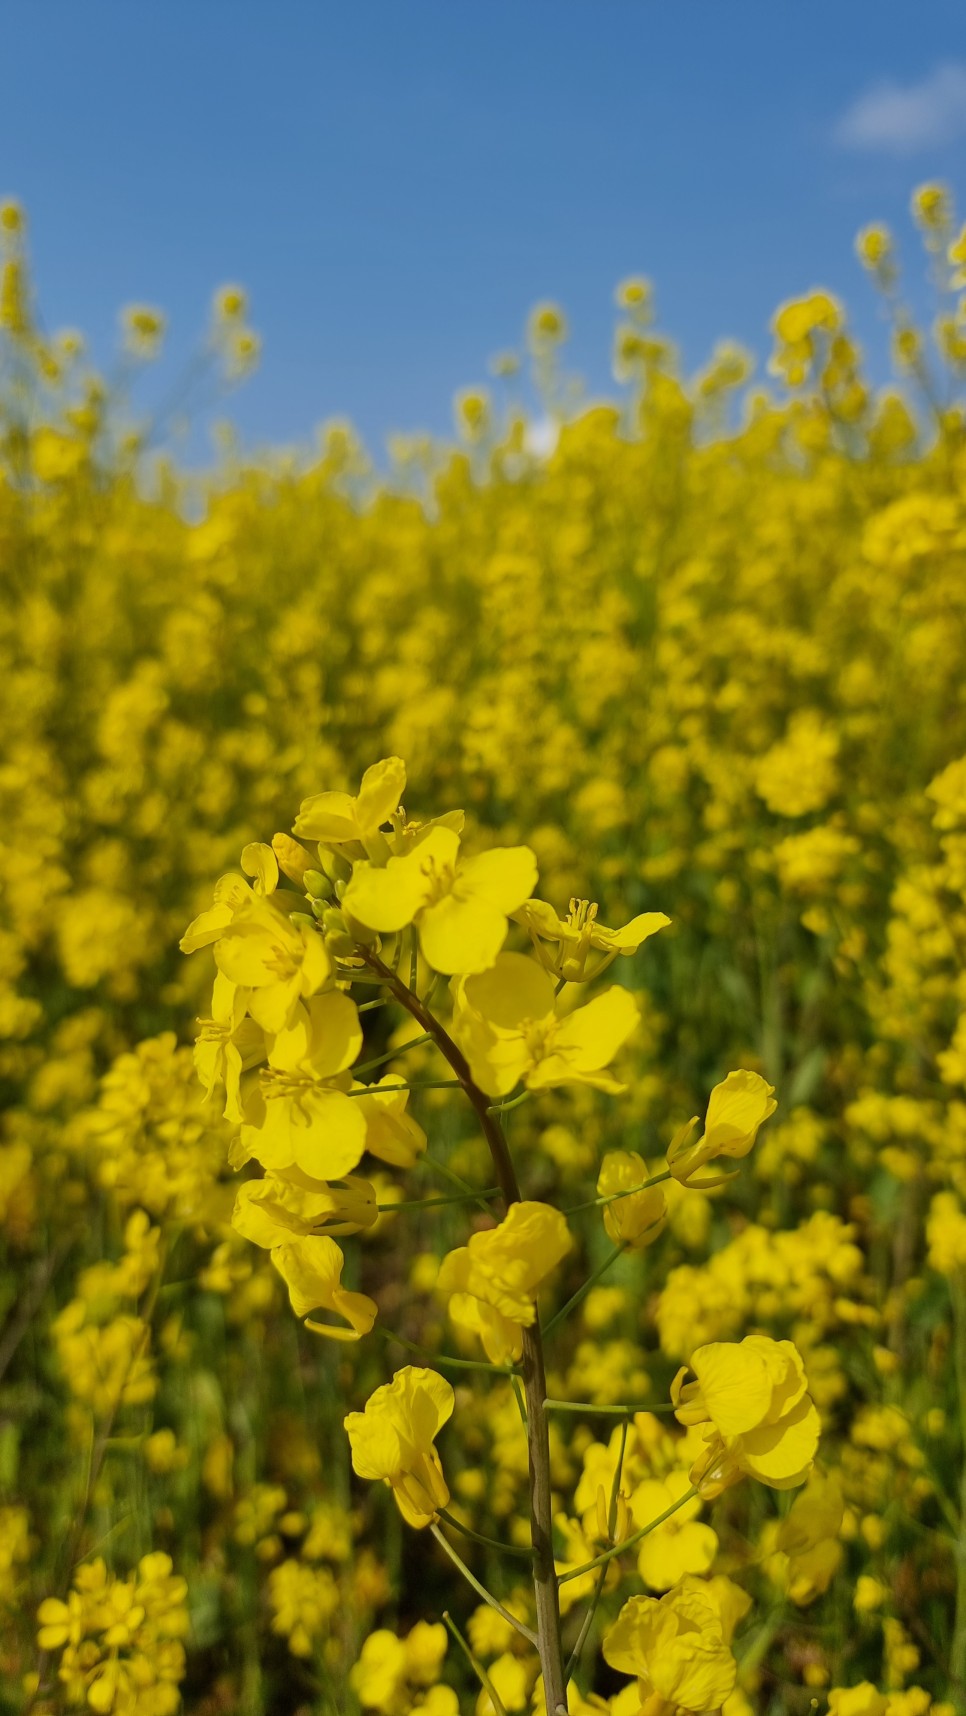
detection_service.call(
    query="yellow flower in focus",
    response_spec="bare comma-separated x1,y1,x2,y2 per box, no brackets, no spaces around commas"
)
437,1201,572,1365
193,971,265,1122
668,1069,777,1187
603,1579,737,1714
597,1150,667,1249
215,900,331,1033
344,825,537,975
673,1334,821,1492
453,952,638,1097
232,1172,377,1246
515,895,669,982
344,1366,454,1529
238,992,366,1180
630,1469,718,1590
293,756,407,853
180,869,262,954
353,1076,428,1168
271,1234,377,1341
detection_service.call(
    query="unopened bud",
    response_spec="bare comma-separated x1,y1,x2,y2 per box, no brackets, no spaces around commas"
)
319,849,352,885
303,869,332,901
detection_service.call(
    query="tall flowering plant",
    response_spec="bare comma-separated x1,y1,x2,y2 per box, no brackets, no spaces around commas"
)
182,758,818,1712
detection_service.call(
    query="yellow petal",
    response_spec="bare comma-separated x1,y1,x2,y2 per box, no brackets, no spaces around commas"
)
180,901,233,953
462,952,555,1029
605,911,671,953
690,1341,775,1436
293,790,360,842
290,1089,368,1179
737,1396,821,1488
551,986,639,1069
344,853,432,932
418,894,507,975
457,845,538,913
241,842,279,896
354,757,407,836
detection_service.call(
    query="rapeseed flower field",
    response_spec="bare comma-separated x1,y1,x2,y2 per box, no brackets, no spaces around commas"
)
3,183,966,1715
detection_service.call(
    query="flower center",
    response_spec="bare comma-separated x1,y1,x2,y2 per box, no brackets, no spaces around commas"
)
520,1015,557,1062
419,855,456,905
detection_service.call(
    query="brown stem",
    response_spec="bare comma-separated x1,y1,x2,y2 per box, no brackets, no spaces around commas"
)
361,950,569,1712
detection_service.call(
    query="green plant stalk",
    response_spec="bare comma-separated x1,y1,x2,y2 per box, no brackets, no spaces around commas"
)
544,1398,676,1417
443,1610,509,1716
364,950,571,1715
431,1523,538,1646
565,1418,628,1680
543,1242,627,1339
559,1485,698,1584
436,1504,534,1560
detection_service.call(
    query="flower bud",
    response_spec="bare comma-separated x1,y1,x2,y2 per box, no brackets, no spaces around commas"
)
303,869,333,900
319,849,352,885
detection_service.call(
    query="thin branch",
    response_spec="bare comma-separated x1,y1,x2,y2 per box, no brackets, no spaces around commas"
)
559,1486,698,1584
437,1505,534,1560
379,1325,521,1377
431,1524,538,1646
544,1398,676,1417
443,1610,510,1716
543,1242,627,1339
565,1419,628,1679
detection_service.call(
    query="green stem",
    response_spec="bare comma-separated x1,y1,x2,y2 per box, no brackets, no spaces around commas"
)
544,1398,676,1417
443,1611,510,1716
353,1032,433,1077
437,1505,534,1560
375,1188,501,1214
379,1325,520,1377
564,1170,671,1217
558,1486,698,1584
363,949,569,1713
430,1524,538,1646
343,1078,462,1097
543,1243,627,1339
565,1420,628,1680
420,1154,498,1217
488,1090,531,1115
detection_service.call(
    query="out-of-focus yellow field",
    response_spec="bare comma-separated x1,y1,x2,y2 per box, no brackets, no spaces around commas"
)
3,186,966,1716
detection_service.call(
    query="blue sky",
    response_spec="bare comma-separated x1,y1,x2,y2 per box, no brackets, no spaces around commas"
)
3,1,966,459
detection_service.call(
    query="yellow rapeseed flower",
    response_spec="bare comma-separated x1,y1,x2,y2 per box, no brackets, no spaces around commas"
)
344,1367,454,1529
603,1579,737,1713
673,1334,821,1492
344,825,537,975
453,951,638,1097
437,1201,572,1364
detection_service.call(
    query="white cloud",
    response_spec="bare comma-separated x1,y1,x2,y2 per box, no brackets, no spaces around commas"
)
835,62,966,155
525,416,559,457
